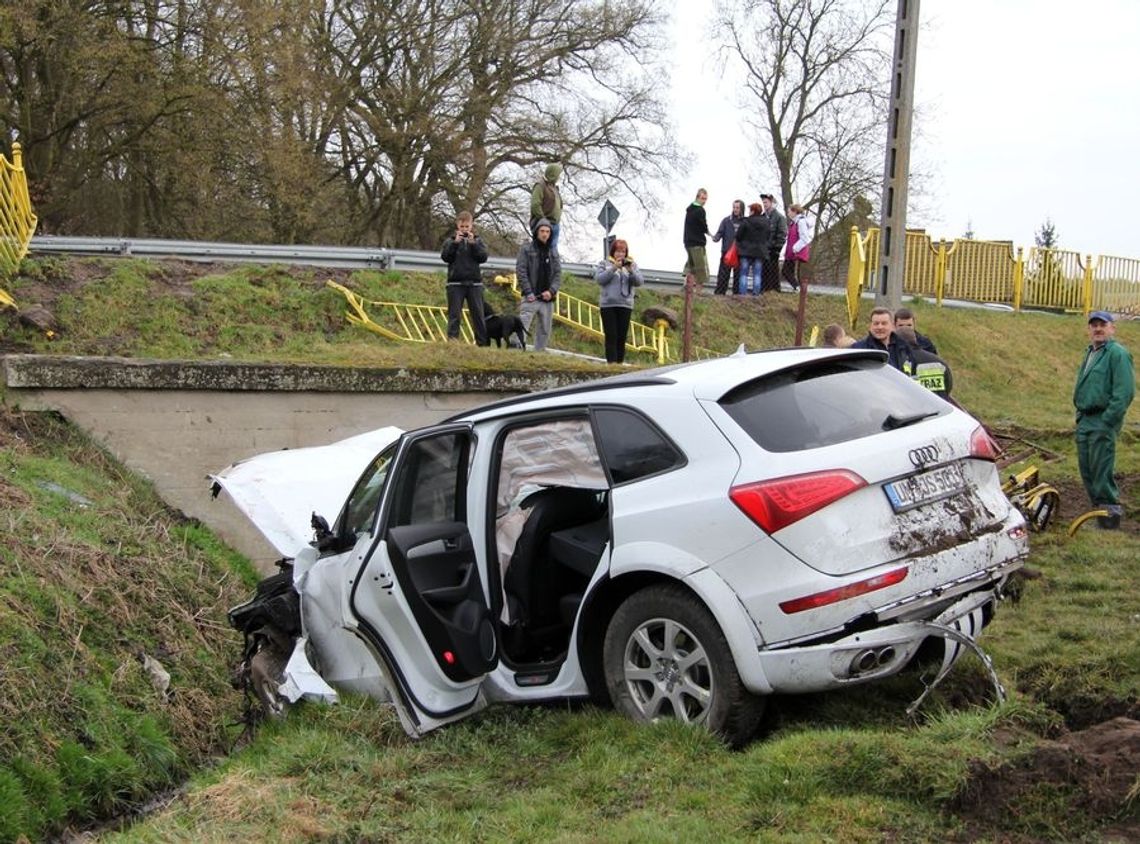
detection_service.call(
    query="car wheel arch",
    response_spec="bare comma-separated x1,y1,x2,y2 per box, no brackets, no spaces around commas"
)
575,569,772,706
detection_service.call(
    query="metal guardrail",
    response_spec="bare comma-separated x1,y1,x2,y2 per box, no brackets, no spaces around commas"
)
28,235,689,288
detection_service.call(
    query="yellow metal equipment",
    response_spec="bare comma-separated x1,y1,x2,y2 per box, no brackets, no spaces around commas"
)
325,280,472,343
1067,509,1110,537
1001,465,1060,532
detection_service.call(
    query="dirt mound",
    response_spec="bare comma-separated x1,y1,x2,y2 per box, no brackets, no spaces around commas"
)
952,717,1140,839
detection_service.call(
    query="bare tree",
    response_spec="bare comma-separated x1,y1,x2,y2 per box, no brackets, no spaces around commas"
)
324,0,685,248
713,0,893,233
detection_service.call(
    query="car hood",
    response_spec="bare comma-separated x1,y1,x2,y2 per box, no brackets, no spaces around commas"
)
210,426,403,558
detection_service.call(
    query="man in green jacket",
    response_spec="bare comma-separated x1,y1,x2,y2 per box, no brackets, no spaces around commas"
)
530,164,563,251
1073,311,1135,529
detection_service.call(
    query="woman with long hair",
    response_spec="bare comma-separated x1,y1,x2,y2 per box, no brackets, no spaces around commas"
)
594,238,644,363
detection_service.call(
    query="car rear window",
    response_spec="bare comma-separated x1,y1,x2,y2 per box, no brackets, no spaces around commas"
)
719,358,952,452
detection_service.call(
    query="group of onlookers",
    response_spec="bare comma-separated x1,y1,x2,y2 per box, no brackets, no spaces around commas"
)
440,166,565,353
686,189,814,296
442,175,820,365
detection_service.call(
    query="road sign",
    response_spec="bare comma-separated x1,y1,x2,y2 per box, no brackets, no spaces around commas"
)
597,200,620,233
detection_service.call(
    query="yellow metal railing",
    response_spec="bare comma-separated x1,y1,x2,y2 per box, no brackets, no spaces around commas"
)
849,227,1140,322
327,275,721,364
326,280,476,343
0,142,37,309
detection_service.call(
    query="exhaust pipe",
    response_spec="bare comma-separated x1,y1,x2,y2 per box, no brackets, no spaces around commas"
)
852,649,878,674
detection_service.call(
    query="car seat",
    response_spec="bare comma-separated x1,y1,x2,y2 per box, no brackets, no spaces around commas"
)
503,487,606,638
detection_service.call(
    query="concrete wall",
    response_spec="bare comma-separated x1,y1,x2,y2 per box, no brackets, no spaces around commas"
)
2,355,595,571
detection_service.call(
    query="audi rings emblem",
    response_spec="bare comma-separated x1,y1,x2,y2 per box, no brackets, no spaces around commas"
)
908,444,939,467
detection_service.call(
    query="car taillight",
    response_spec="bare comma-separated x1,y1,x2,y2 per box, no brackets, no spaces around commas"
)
779,566,909,614
730,470,867,533
969,425,1001,461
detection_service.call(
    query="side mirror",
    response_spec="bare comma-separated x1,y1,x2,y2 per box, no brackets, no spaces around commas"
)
310,512,338,551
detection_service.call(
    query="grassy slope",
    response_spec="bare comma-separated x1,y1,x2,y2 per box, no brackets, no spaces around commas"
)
1,257,1138,841
0,411,257,842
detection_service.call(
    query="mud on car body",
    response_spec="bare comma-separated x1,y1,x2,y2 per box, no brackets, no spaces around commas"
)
217,349,1028,746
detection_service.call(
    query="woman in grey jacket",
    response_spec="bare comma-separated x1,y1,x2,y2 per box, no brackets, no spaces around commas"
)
594,238,644,364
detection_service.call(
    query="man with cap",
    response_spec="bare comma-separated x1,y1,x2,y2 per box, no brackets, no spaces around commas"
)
1073,310,1134,528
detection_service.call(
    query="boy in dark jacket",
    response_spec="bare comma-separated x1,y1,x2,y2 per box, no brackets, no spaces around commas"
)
441,211,489,345
516,218,561,351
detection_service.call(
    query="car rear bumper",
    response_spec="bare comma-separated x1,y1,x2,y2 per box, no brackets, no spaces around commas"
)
749,588,998,695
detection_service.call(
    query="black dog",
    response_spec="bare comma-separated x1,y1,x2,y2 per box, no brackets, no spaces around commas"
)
483,301,527,349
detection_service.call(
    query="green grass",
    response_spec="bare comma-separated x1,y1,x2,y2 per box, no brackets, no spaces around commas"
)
2,257,1139,842
0,411,255,842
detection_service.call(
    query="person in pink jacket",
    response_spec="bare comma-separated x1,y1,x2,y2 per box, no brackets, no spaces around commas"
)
781,204,813,291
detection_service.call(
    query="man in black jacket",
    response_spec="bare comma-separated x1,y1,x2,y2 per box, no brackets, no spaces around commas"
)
760,194,787,292
516,218,562,352
851,307,913,372
683,188,710,289
441,211,489,345
893,308,938,354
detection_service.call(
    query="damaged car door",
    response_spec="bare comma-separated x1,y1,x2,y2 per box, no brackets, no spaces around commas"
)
303,425,498,736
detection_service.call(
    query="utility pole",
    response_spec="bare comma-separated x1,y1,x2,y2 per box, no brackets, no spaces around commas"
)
875,0,920,310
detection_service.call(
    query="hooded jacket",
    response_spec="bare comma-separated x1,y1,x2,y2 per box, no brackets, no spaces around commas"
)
594,255,644,309
516,218,562,297
530,164,563,226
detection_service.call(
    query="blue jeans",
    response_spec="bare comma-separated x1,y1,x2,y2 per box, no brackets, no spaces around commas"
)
550,222,561,252
738,256,761,294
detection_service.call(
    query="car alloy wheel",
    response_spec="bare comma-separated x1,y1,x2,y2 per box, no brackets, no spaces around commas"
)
603,584,766,747
621,616,713,723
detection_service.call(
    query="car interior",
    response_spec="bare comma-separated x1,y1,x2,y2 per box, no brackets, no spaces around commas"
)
493,418,610,664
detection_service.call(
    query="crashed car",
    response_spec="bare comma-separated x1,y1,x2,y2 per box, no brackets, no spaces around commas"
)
215,349,1028,746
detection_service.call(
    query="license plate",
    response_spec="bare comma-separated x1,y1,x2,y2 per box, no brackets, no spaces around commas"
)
884,463,967,513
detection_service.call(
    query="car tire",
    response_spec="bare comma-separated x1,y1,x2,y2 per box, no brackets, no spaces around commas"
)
603,583,765,748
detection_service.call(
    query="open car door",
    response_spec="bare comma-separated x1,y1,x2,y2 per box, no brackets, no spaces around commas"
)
346,425,498,736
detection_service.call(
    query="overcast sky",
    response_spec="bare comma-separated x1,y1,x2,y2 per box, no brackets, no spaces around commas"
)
559,0,1140,274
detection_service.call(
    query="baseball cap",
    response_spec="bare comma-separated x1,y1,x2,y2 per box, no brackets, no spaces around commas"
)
1087,310,1114,323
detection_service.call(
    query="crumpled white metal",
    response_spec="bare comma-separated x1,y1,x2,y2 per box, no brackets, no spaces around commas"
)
278,637,339,706
211,426,403,557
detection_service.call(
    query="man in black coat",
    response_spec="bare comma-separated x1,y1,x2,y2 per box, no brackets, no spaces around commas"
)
760,194,787,293
441,210,489,345
894,308,938,354
851,307,913,372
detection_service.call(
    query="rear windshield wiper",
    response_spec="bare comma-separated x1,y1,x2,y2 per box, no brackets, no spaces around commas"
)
882,410,939,430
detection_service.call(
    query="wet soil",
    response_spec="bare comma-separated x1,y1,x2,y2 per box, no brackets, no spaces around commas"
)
951,717,1140,841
